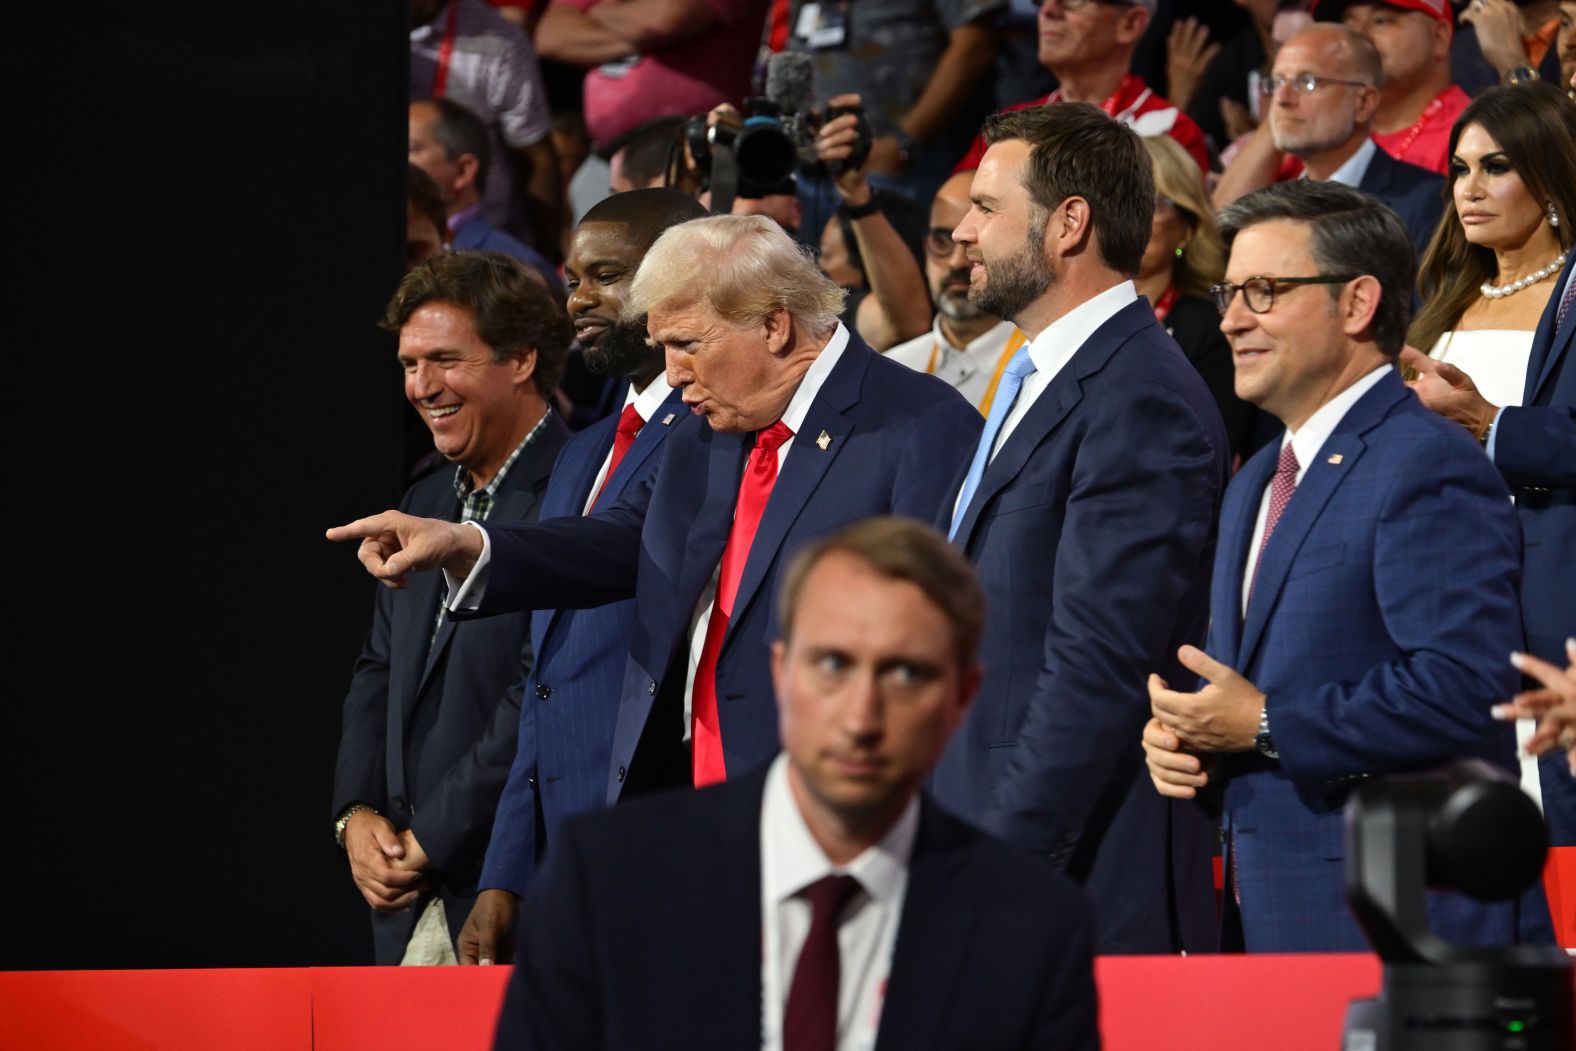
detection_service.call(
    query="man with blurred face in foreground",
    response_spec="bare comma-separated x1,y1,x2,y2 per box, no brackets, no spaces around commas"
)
491,517,1098,1050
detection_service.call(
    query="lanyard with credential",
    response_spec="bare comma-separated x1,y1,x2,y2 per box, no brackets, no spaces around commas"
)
926,328,1029,417
432,2,461,98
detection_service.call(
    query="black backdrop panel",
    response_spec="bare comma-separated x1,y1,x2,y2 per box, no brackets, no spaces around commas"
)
1,4,410,967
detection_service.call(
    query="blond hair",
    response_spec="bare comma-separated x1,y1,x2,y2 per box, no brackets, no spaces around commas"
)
625,214,845,333
1142,136,1226,302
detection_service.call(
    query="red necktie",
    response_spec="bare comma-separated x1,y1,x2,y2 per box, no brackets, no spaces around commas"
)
690,420,794,786
588,403,644,512
783,874,863,1051
1248,442,1299,599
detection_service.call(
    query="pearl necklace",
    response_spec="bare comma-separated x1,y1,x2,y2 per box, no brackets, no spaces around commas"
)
1480,252,1567,299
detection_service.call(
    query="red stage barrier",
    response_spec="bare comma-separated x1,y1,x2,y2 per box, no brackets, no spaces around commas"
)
3,955,1569,1051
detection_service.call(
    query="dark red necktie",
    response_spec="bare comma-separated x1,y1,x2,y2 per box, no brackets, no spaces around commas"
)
1558,271,1575,330
1248,442,1299,599
783,874,862,1051
690,420,794,786
588,403,644,512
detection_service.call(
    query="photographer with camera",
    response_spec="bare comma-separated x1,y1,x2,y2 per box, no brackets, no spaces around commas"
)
814,93,935,351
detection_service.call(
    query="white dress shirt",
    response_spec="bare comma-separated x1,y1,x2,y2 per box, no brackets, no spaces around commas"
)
1321,136,1377,189
580,372,678,515
1241,364,1392,617
885,317,1021,411
951,280,1138,522
759,754,916,1051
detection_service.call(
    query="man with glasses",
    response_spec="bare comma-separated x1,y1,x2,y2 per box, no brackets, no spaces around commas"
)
1214,24,1443,254
955,0,1212,172
1141,180,1536,951
885,171,1025,412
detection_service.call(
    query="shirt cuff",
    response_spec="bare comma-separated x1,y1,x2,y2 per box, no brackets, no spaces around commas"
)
1485,406,1506,462
444,521,491,611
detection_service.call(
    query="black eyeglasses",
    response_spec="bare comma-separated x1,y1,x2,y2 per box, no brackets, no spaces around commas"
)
1259,72,1373,96
1210,274,1356,315
925,227,962,257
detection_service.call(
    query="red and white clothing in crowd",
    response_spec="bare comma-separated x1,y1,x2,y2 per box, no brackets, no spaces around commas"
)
954,74,1211,173
1372,83,1470,176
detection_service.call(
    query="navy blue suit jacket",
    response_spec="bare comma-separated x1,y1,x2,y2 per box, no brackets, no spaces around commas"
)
478,386,690,896
1498,255,1576,843
1209,371,1524,951
1357,146,1444,257
493,764,1099,1051
930,298,1231,954
332,412,569,962
470,334,983,800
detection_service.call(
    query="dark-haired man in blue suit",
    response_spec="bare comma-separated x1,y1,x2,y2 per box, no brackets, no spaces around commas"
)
930,102,1230,955
1146,180,1529,951
455,188,706,965
329,215,982,845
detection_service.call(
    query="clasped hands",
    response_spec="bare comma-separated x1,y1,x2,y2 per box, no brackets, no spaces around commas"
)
344,810,432,913
325,510,483,589
1143,645,1266,800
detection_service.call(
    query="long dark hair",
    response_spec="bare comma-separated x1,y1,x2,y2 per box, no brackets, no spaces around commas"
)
1410,82,1576,351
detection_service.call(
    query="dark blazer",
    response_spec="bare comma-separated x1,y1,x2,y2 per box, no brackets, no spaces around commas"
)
332,411,569,963
1357,146,1444,257
478,387,690,897
493,765,1099,1051
1498,255,1576,844
469,334,983,801
1209,371,1525,951
930,298,1231,954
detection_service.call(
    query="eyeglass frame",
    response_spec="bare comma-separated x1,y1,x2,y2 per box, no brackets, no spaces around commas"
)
924,226,964,258
1046,0,1140,11
1210,274,1357,315
1259,72,1374,97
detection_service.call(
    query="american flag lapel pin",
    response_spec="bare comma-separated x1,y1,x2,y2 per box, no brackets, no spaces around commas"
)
816,430,832,451
661,412,676,426
1327,453,1343,465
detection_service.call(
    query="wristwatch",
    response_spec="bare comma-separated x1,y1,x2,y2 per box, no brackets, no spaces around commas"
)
1505,65,1539,84
333,803,377,849
1255,705,1278,759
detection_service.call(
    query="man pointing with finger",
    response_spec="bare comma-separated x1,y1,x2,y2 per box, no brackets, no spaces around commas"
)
1142,180,1538,951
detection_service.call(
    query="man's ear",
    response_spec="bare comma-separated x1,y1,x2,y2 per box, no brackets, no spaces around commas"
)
511,346,539,392
1051,196,1094,259
1341,274,1383,339
770,639,788,700
454,152,482,196
763,306,794,356
1116,4,1151,46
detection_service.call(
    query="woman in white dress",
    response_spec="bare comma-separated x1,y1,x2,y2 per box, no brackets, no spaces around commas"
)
1409,82,1576,417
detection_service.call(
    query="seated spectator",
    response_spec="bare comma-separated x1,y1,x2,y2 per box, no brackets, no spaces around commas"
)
814,93,934,350
407,164,451,273
408,98,563,295
885,171,1028,413
1562,0,1576,89
1323,0,1470,173
956,0,1212,172
410,0,561,256
1213,24,1444,256
493,517,1099,1050
780,0,1002,211
1140,135,1263,459
534,0,770,154
1455,0,1564,97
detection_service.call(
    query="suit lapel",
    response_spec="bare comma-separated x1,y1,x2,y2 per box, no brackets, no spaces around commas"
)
686,773,767,1046
1237,378,1403,668
951,300,1151,549
724,349,866,651
1219,449,1277,665
1527,255,1576,404
602,388,685,508
873,800,974,1051
683,428,750,607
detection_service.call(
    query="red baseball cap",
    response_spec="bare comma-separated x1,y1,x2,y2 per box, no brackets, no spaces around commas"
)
1313,0,1454,28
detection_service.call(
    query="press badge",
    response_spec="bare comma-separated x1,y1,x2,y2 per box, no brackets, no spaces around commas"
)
795,1,847,48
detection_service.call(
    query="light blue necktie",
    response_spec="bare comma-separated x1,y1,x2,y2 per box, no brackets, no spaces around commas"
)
948,345,1038,539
